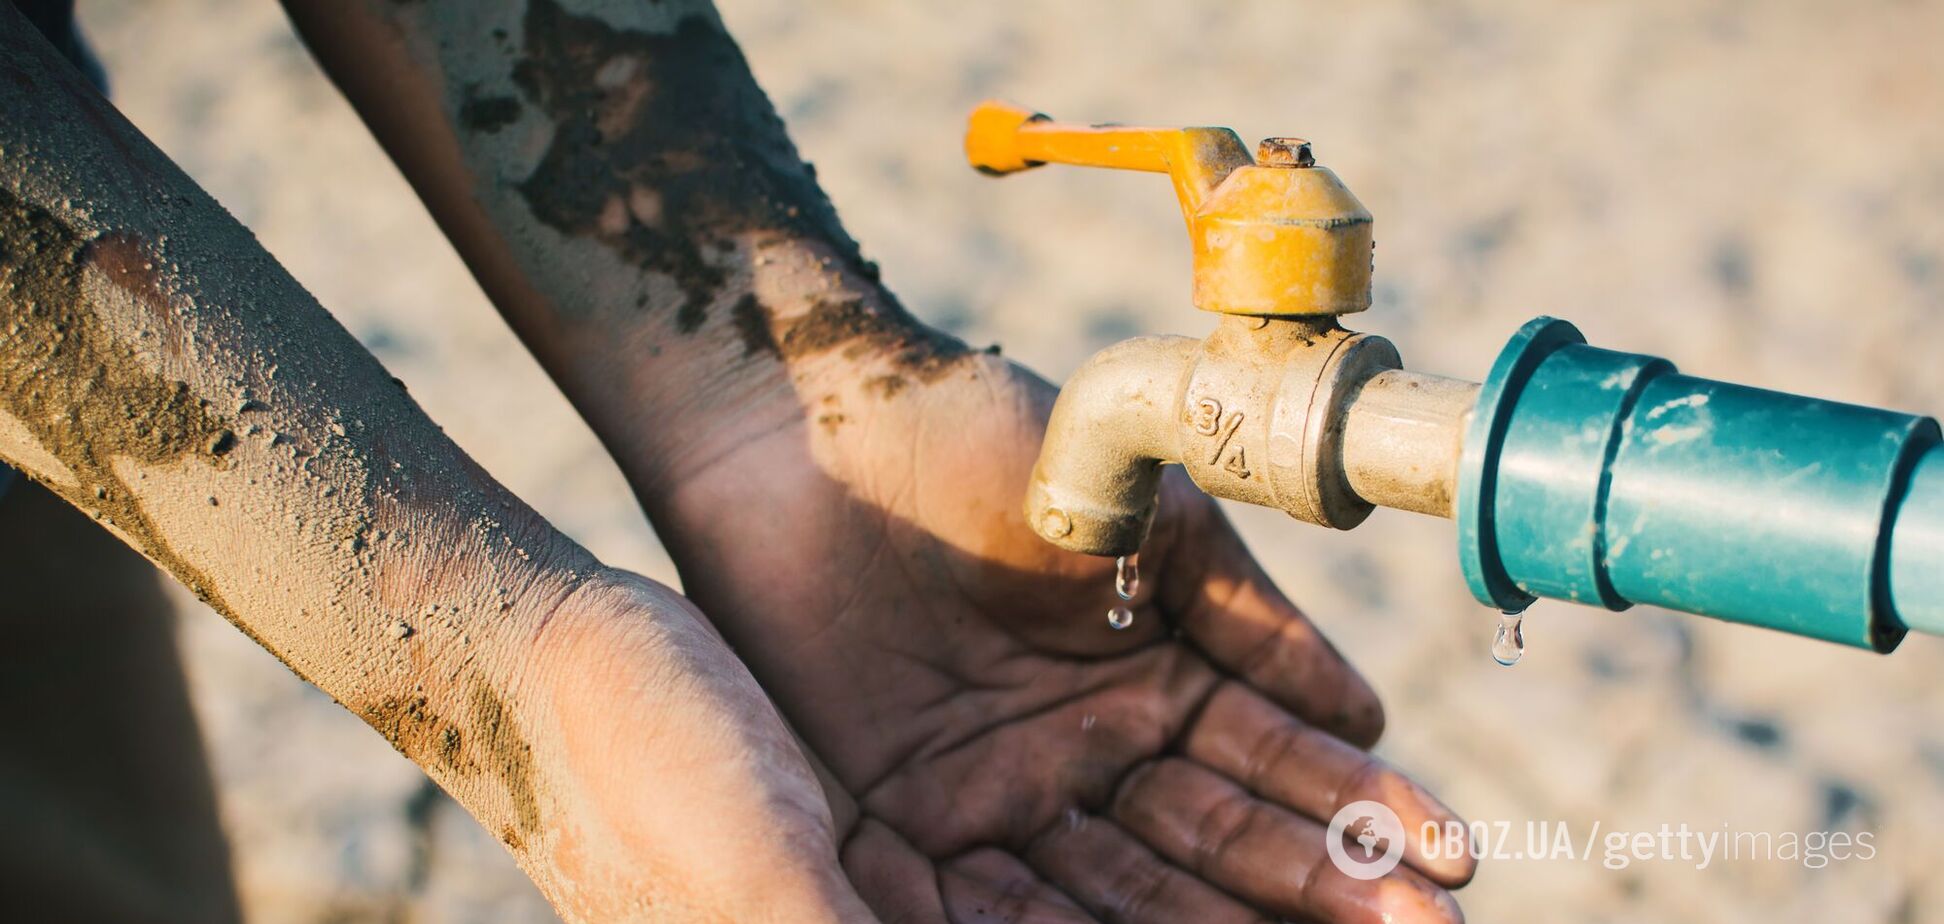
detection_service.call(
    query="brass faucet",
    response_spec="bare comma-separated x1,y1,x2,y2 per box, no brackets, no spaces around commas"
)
966,101,1479,558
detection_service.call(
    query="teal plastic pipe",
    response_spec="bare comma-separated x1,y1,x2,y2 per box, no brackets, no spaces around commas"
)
1456,318,1944,651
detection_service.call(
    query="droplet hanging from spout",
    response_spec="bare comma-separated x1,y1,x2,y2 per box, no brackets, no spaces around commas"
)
1492,611,1525,666
1115,553,1140,600
1107,554,1141,630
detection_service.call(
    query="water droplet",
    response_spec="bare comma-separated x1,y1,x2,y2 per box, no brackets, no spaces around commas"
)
1115,553,1140,600
1492,611,1525,666
1107,605,1134,630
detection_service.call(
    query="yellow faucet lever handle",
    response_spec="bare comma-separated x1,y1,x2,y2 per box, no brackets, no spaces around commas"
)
965,100,1372,316
965,100,1254,221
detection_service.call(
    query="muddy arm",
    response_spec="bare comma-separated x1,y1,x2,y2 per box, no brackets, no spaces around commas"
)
0,16,872,922
0,0,599,845
277,0,961,502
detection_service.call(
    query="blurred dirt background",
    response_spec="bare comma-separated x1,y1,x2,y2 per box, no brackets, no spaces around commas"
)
68,0,1944,921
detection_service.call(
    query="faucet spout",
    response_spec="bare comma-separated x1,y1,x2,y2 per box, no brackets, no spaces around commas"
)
1025,336,1198,557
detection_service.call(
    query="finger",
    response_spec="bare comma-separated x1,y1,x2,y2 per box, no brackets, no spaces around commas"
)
1112,758,1463,924
940,848,1095,923
1024,812,1270,924
843,818,951,924
1185,683,1476,886
1158,482,1384,747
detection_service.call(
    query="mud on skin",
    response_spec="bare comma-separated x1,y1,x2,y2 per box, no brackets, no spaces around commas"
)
0,186,236,613
361,676,543,847
458,87,524,134
0,183,548,846
0,26,579,864
506,0,969,380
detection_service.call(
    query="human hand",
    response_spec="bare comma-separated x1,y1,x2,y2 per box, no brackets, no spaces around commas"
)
488,566,880,923
642,349,1474,923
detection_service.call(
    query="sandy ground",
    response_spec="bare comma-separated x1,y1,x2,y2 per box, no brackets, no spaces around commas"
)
67,0,1944,920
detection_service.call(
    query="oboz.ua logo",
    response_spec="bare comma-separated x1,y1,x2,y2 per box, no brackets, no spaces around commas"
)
1326,800,1405,880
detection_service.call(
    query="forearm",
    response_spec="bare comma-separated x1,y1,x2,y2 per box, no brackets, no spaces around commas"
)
0,11,598,851
280,0,972,496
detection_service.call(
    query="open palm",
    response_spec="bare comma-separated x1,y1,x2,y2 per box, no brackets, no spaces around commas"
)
645,355,1471,924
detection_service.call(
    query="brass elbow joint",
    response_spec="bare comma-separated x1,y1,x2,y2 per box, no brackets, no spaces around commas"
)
1024,335,1196,555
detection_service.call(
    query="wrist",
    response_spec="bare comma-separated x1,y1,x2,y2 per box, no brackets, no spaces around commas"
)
596,236,973,499
499,567,871,923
